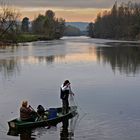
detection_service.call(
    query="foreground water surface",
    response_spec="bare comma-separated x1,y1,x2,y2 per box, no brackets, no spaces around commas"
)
0,36,140,140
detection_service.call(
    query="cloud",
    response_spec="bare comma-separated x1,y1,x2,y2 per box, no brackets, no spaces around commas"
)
54,8,108,22
4,0,140,22
6,0,140,9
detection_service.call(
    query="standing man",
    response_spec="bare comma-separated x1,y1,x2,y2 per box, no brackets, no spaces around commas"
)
60,80,74,114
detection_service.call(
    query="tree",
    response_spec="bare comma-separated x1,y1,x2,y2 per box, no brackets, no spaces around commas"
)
55,18,65,39
0,4,20,43
87,22,94,37
44,15,55,38
45,10,55,20
32,10,65,39
111,1,118,16
93,1,140,40
21,17,29,32
32,14,45,34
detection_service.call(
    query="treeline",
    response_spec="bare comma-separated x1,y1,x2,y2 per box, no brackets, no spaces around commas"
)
31,10,65,40
88,1,140,40
0,5,65,44
64,25,81,36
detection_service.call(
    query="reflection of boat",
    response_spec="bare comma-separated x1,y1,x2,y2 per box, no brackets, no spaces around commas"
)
7,128,35,140
8,106,77,130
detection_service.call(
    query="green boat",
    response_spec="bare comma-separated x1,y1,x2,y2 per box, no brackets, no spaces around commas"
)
8,106,78,130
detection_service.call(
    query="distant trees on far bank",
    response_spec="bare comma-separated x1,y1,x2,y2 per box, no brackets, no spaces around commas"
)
88,1,140,40
32,10,65,40
87,22,94,38
64,25,81,36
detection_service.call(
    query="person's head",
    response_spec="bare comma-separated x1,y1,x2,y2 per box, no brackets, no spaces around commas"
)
63,80,70,86
22,101,28,107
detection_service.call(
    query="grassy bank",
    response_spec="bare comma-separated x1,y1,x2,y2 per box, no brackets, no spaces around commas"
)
0,33,57,46
17,33,56,43
17,34,41,43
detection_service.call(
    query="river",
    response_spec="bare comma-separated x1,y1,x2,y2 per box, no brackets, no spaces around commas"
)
0,36,140,140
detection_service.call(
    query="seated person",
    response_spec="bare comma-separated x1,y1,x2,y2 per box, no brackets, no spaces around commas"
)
20,101,36,121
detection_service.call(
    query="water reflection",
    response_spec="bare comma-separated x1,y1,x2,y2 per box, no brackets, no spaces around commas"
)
0,59,20,79
0,45,18,52
7,128,35,140
1,40,140,78
0,45,97,78
0,45,20,79
60,114,78,140
96,47,140,75
60,119,70,140
20,129,35,140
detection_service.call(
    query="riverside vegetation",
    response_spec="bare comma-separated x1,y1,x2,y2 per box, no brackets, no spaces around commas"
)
87,1,140,40
0,5,65,45
1,1,140,45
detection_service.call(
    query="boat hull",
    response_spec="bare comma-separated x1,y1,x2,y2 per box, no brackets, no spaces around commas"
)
8,106,77,130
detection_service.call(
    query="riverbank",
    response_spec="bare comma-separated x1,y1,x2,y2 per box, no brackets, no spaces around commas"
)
0,34,55,46
17,34,56,43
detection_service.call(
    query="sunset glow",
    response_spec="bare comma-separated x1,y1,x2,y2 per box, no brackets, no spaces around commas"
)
1,0,139,22
19,7,109,22
20,52,97,65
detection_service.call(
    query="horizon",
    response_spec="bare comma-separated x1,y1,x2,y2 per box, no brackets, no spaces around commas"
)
1,0,140,22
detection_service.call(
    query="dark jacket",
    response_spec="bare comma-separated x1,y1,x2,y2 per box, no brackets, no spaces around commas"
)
60,88,69,100
20,106,32,120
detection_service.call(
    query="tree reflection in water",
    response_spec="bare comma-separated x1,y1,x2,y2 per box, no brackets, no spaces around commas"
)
96,46,140,75
2,43,140,78
0,45,20,79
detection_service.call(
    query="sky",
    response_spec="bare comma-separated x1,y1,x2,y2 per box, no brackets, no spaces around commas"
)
2,0,140,22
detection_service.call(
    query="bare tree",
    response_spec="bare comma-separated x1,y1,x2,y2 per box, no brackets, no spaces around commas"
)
0,3,20,43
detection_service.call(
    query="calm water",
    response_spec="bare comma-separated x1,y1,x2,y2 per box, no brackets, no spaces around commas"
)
0,36,140,140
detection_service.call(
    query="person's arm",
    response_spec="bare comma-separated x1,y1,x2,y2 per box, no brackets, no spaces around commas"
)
61,83,70,91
